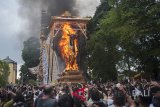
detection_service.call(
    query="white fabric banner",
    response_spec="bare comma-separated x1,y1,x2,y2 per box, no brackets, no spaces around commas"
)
42,48,49,84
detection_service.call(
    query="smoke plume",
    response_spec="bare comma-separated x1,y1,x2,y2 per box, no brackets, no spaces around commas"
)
17,0,78,39
17,0,100,40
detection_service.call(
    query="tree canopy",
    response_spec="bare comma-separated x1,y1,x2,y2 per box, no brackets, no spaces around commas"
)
20,37,40,83
87,0,160,81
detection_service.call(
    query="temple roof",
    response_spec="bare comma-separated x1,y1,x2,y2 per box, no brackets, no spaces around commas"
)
3,56,16,64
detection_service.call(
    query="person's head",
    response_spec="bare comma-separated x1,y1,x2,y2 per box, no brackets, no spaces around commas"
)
13,93,25,103
0,93,7,102
34,86,38,90
152,95,160,107
106,86,112,93
138,96,152,107
113,90,125,106
58,90,74,107
90,88,101,101
43,85,53,95
61,85,70,94
150,87,160,97
92,102,105,107
73,96,83,107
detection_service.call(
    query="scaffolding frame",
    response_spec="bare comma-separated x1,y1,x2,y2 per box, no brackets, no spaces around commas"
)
40,16,90,84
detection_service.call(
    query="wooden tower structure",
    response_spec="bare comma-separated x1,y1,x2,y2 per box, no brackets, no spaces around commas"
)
51,13,90,83
39,12,90,84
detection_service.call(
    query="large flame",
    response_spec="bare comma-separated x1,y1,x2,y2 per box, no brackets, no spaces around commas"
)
59,22,79,71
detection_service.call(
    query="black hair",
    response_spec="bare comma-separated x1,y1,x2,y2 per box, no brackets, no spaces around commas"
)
73,96,83,107
58,93,74,107
138,96,152,106
13,94,25,103
62,85,70,94
92,102,105,107
43,86,53,95
113,90,125,106
90,88,101,101
153,96,160,107
150,87,160,97
34,86,38,90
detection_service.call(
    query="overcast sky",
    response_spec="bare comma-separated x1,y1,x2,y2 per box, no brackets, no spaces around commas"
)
0,0,100,76
0,0,23,74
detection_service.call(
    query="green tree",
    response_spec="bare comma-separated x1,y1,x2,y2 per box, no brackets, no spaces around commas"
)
87,0,120,81
87,0,160,81
88,32,120,81
0,60,9,86
20,37,40,83
103,0,160,80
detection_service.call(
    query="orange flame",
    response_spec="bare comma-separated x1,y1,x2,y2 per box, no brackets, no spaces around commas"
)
59,22,79,71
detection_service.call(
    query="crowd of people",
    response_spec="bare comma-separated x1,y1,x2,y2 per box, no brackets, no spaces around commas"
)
0,79,160,107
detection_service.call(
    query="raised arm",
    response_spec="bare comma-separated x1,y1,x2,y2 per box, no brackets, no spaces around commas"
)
118,84,136,107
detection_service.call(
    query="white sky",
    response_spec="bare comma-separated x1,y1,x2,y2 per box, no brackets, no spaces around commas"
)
0,0,23,78
0,0,100,78
77,0,100,16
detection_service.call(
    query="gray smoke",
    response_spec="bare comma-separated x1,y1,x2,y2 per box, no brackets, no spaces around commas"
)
17,0,78,39
45,0,78,16
17,0,100,40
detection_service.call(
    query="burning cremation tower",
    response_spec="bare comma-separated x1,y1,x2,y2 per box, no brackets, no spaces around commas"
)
40,11,90,84
51,12,90,83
